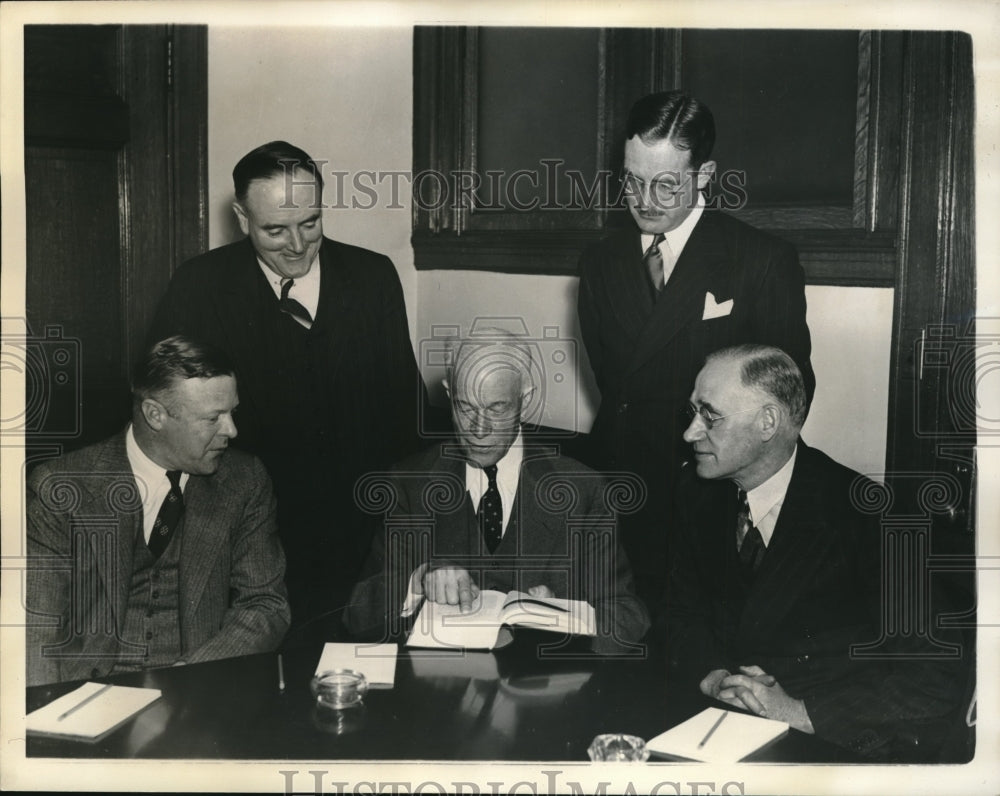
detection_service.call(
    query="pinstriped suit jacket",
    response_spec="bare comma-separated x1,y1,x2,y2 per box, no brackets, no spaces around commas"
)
26,431,290,686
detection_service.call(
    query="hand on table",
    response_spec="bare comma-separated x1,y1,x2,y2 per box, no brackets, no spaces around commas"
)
412,563,480,613
526,585,554,598
702,664,814,733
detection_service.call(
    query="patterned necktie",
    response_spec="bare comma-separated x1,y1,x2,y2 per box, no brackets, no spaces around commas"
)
478,464,503,554
644,233,666,293
279,277,313,328
736,488,765,576
149,470,184,558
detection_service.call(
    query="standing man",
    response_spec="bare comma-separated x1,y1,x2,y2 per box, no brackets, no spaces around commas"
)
148,141,426,636
27,336,290,686
346,332,649,652
667,345,960,760
577,91,814,613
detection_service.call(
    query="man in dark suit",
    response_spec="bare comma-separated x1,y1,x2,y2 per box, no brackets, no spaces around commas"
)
577,91,814,613
26,336,290,686
667,344,962,760
346,332,650,651
148,141,427,634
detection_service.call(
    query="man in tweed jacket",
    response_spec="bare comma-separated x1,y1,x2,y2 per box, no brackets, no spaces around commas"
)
26,336,290,686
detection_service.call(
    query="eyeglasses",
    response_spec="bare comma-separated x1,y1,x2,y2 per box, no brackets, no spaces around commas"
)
683,402,762,430
618,169,693,205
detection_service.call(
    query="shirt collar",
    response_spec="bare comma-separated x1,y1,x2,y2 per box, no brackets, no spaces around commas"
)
641,191,705,258
256,252,321,294
125,423,190,499
745,446,797,533
464,428,524,495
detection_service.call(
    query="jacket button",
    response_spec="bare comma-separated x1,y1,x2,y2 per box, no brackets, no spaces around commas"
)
617,402,629,414
145,631,153,640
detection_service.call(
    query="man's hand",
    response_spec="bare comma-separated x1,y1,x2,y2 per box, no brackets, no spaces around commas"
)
527,585,554,599
714,665,815,733
412,563,480,613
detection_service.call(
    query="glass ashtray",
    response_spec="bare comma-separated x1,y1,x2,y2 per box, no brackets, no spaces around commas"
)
310,669,369,709
587,733,650,762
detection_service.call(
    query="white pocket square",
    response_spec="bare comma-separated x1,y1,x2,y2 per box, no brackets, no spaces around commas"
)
702,292,734,320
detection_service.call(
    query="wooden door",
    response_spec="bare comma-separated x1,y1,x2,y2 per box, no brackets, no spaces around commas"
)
23,24,207,461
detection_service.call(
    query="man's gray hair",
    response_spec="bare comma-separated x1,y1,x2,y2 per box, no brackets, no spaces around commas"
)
707,344,808,427
446,328,535,392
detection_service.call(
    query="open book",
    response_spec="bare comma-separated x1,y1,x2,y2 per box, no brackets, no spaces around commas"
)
407,589,596,649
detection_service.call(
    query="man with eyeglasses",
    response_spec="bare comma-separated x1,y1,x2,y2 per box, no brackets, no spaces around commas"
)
577,90,814,617
346,331,649,653
665,344,962,761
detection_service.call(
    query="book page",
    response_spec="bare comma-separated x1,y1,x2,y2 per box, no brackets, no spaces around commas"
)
26,683,162,741
406,590,507,649
499,592,596,636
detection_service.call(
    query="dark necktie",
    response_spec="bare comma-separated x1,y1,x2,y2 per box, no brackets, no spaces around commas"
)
279,277,313,327
643,232,666,293
478,465,503,554
737,488,765,576
149,470,184,558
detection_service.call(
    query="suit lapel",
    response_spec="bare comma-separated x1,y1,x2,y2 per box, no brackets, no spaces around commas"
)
626,212,733,375
738,447,837,639
178,471,228,621
90,435,144,624
601,231,657,344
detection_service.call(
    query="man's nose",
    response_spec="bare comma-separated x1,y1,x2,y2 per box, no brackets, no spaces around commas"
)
287,228,304,253
469,411,492,438
682,416,704,443
220,414,238,439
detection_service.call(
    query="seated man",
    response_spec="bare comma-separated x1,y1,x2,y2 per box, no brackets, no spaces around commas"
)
346,331,649,652
667,343,963,760
26,335,290,686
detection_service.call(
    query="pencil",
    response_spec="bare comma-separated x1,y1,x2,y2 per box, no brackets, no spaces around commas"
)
278,654,286,692
697,710,728,749
57,683,113,721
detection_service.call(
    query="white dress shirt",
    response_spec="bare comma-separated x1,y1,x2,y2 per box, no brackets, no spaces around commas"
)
257,253,321,321
125,424,190,544
640,192,705,286
743,446,798,547
464,429,524,537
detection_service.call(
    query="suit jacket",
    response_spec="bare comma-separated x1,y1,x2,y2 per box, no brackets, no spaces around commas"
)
345,442,650,651
578,212,814,478
146,236,427,619
667,442,963,760
26,433,291,686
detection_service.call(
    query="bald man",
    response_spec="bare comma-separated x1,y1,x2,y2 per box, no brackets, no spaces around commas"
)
346,332,649,652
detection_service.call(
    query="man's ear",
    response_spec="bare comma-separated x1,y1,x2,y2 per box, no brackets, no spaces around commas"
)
232,201,250,236
696,160,717,191
442,378,451,401
141,398,169,431
759,403,781,442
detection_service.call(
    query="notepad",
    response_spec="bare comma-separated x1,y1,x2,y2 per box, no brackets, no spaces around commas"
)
26,682,162,741
407,590,596,650
647,707,789,762
315,642,398,688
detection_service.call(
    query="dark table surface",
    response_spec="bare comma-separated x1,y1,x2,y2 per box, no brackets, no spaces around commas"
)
26,631,858,762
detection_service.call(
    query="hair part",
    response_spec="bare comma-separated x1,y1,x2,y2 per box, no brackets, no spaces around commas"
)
232,140,324,202
625,91,716,168
132,335,236,406
707,344,808,427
